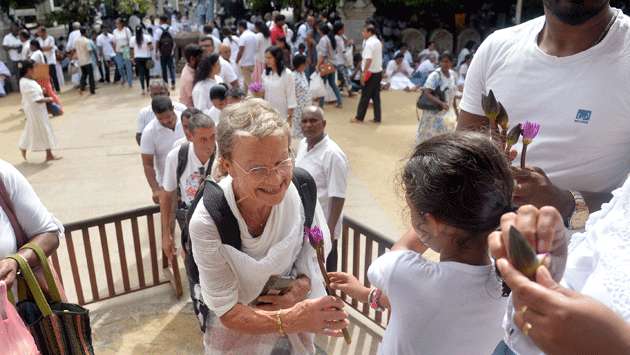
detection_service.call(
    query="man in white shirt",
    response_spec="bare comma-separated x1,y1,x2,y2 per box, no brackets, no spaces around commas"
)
155,15,177,90
295,106,349,271
0,159,62,289
202,24,221,54
66,22,81,52
2,24,22,88
37,26,60,92
458,1,630,232
137,82,187,145
297,16,315,47
393,44,413,66
352,24,383,124
160,111,216,261
96,26,116,83
140,96,186,203
218,43,240,89
235,20,257,90
75,28,95,95
419,41,439,64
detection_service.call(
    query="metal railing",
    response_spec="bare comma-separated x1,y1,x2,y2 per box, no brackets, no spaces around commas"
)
337,216,393,329
51,206,182,306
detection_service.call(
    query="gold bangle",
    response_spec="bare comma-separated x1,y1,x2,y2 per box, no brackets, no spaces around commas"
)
276,311,286,336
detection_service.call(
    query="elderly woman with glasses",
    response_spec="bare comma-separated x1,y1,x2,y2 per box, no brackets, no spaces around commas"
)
188,98,348,354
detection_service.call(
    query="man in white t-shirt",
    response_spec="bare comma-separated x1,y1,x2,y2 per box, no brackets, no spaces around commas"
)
96,27,116,83
296,16,315,48
75,28,95,95
137,82,187,145
236,20,257,90
458,1,630,232
66,22,81,52
160,112,216,261
202,24,221,54
218,43,240,89
352,24,383,124
37,27,60,92
2,24,22,87
295,106,349,271
140,96,185,203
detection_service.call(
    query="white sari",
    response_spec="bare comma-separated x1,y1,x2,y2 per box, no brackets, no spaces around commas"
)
18,78,57,151
189,175,331,355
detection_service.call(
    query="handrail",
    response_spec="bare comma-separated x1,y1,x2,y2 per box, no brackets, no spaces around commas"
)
63,205,160,231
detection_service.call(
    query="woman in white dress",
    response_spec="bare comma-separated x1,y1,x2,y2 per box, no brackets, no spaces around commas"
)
253,20,271,84
18,60,60,161
192,54,224,111
189,99,348,354
290,54,312,138
262,46,297,123
385,52,417,91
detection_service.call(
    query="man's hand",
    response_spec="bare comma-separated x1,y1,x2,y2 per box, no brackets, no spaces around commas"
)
0,258,19,289
489,205,568,282
151,188,161,204
497,259,630,355
162,233,176,263
255,276,311,311
512,167,574,220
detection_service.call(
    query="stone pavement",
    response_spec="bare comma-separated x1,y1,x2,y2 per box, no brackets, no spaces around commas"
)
0,81,434,353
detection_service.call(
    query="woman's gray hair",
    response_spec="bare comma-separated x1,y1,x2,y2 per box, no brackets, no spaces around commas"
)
217,98,289,160
189,112,215,133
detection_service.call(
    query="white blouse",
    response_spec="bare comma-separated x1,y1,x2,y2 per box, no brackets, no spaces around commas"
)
191,76,224,111
255,32,271,63
262,68,297,121
504,175,630,354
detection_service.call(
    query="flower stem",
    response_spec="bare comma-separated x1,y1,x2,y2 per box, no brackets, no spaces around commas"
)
520,144,528,169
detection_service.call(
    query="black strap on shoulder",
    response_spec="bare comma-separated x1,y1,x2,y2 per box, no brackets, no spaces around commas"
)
292,167,317,228
202,180,242,250
176,142,190,203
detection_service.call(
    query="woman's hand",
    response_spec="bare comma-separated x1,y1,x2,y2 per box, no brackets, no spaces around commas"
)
0,258,19,289
256,276,311,311
284,296,349,337
328,272,370,303
498,259,630,355
489,205,568,282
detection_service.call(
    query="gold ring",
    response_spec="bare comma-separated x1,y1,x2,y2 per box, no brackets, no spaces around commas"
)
523,322,533,336
519,305,528,316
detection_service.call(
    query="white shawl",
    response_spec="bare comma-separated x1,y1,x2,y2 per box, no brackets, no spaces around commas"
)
189,175,331,355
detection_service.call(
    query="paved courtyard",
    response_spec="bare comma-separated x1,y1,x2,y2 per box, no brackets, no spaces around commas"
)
0,81,440,353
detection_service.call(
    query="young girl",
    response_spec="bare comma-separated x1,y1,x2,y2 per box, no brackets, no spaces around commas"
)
329,132,512,355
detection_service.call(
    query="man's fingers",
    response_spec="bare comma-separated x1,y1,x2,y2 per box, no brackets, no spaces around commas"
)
536,206,564,253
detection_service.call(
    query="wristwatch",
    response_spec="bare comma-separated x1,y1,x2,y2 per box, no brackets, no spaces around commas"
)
568,190,589,230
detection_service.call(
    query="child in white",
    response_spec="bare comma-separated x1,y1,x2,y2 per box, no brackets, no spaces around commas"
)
329,132,511,355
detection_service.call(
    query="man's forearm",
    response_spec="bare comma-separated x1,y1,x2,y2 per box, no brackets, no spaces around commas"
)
159,191,175,238
142,164,160,191
327,197,345,240
236,47,244,63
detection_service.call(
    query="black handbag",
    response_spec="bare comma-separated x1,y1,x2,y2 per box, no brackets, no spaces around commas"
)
416,70,447,111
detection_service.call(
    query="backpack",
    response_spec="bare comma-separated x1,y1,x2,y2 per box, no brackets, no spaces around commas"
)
158,26,174,56
182,167,317,331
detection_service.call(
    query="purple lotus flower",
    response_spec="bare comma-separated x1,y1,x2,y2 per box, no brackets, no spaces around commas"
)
521,121,540,145
305,226,324,247
248,81,263,93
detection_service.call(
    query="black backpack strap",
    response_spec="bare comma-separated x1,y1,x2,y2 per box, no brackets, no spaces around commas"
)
201,181,242,250
176,142,190,203
292,167,318,228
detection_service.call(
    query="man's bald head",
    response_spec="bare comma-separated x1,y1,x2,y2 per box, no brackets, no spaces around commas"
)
303,106,325,121
300,106,327,141
219,43,231,61
149,81,170,97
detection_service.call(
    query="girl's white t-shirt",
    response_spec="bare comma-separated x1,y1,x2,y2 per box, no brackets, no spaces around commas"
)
112,27,132,52
130,35,152,58
367,250,506,355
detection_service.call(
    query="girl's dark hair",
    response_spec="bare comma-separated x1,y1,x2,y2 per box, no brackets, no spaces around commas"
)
293,54,306,69
184,43,203,62
135,26,144,46
194,53,221,85
20,59,35,78
276,36,287,48
402,132,513,240
255,20,270,38
265,45,285,76
30,39,41,50
439,51,454,63
319,23,336,51
333,21,344,36
291,24,299,43
353,52,362,63
222,27,234,42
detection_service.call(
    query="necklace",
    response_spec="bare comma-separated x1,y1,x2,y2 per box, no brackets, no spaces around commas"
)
594,9,619,46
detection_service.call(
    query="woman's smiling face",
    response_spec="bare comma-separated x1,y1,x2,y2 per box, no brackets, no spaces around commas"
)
227,130,293,207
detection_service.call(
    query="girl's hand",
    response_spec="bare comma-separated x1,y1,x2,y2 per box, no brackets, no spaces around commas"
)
328,272,370,303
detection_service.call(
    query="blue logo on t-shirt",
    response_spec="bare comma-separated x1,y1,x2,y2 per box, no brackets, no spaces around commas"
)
575,109,592,124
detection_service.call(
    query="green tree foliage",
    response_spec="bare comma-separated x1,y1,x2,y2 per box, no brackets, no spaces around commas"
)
118,0,152,15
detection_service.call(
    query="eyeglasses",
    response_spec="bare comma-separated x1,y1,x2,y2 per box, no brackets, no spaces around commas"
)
233,157,293,181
